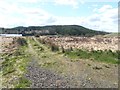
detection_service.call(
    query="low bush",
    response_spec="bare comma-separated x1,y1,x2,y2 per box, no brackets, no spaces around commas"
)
65,49,119,64
51,44,59,52
17,38,27,46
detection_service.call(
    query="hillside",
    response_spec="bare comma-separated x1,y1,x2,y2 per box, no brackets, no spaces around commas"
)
1,36,118,88
103,33,119,38
1,25,109,36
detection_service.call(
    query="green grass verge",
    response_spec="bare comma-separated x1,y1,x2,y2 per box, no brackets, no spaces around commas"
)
2,38,31,88
15,76,31,88
29,38,68,75
65,49,120,64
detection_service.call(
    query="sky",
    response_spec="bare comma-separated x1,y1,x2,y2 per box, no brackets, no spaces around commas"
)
0,0,119,32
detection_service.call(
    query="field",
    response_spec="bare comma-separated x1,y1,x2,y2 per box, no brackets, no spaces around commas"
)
0,35,119,88
39,35,118,51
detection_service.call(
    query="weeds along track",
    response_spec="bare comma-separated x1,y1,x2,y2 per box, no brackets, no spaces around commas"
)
1,36,118,88
28,37,80,76
1,37,31,88
25,37,118,88
25,37,79,88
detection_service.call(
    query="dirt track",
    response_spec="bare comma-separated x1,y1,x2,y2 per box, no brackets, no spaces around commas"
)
24,37,118,88
0,36,118,88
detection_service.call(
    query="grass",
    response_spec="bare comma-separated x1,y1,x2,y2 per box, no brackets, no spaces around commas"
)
29,37,69,75
2,55,17,76
28,37,119,79
2,46,29,75
65,49,119,64
40,61,57,68
1,38,31,88
15,76,31,88
28,36,119,80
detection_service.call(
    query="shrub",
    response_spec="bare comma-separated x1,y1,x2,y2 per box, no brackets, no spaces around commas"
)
116,50,120,59
14,50,22,56
61,46,65,53
70,47,73,51
51,44,59,52
39,39,46,44
65,49,119,64
17,38,27,46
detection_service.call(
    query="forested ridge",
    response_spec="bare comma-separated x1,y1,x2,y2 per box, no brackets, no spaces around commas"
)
0,25,109,36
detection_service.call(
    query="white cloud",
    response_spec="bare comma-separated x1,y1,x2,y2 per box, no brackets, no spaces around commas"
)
50,16,83,25
98,5,113,12
89,5,118,32
0,0,118,32
16,0,39,3
51,5,118,32
84,0,119,2
0,0,56,27
50,5,118,32
54,0,84,9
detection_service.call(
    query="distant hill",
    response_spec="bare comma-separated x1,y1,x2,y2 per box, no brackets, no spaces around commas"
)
0,25,109,36
103,33,119,37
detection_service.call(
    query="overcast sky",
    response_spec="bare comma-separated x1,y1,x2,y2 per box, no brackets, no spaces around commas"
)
0,0,119,32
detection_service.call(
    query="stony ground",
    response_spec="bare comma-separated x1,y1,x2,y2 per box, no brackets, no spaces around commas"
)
1,36,118,88
25,59,71,88
25,59,118,88
24,37,118,88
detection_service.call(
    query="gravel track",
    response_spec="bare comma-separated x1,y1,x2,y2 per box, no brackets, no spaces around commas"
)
25,59,118,88
25,60,71,88
24,37,118,88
